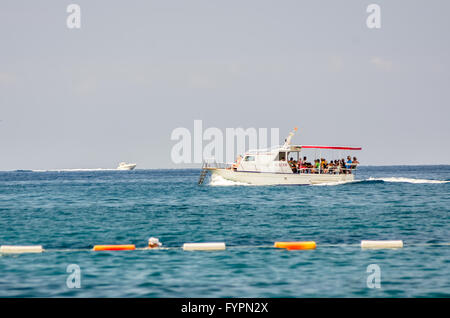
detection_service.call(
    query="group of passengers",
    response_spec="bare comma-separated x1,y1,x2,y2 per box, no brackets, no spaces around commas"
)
288,156,359,174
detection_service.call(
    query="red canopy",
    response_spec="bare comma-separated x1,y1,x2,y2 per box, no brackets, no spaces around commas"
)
301,145,362,150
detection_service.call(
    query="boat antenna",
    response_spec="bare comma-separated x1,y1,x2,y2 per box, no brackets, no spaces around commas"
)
283,127,298,148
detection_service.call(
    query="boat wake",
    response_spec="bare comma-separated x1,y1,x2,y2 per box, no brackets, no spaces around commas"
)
313,180,361,186
315,177,449,186
209,174,251,186
31,168,117,172
366,177,449,184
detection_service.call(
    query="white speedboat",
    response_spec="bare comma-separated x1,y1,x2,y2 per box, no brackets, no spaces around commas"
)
117,162,137,170
198,127,362,185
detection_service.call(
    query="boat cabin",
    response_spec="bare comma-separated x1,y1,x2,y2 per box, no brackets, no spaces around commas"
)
237,144,361,175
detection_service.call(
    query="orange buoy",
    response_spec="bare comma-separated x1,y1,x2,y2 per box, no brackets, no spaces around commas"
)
274,241,316,250
93,244,135,251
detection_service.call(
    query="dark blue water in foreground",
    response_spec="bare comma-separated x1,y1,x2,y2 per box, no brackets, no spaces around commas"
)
0,166,449,297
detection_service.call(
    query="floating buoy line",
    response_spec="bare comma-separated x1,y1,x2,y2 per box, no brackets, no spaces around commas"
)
1,240,449,255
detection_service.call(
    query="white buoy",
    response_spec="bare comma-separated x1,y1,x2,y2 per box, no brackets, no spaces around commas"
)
361,240,403,249
182,242,226,251
0,245,44,254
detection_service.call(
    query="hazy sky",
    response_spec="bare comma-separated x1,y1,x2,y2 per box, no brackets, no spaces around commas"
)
1,1,449,169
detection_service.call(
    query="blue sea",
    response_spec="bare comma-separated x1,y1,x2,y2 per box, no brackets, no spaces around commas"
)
0,166,449,297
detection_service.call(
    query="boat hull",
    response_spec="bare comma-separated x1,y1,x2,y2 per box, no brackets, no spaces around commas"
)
209,168,354,185
117,164,136,171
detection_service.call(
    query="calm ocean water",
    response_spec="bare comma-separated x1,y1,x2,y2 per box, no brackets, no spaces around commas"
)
0,166,449,297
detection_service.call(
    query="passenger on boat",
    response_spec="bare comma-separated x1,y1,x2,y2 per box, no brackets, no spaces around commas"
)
232,155,242,171
308,162,314,174
288,157,297,173
297,162,303,174
298,157,309,174
333,160,341,174
339,159,345,174
327,161,335,174
346,156,352,174
297,157,306,174
314,159,320,174
352,157,359,170
321,158,328,174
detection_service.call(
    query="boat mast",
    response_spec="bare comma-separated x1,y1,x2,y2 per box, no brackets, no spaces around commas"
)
283,127,298,148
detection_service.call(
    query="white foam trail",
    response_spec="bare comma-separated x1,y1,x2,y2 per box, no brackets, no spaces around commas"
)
31,168,118,172
367,177,449,184
314,177,449,186
313,180,360,186
209,174,250,186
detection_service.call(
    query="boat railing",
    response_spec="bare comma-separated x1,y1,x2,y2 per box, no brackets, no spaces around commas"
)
295,166,357,175
202,159,232,170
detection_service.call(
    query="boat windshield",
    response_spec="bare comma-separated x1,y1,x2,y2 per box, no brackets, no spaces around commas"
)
276,152,286,161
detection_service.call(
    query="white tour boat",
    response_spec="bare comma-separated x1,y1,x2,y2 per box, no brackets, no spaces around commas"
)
117,162,137,170
198,128,362,185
